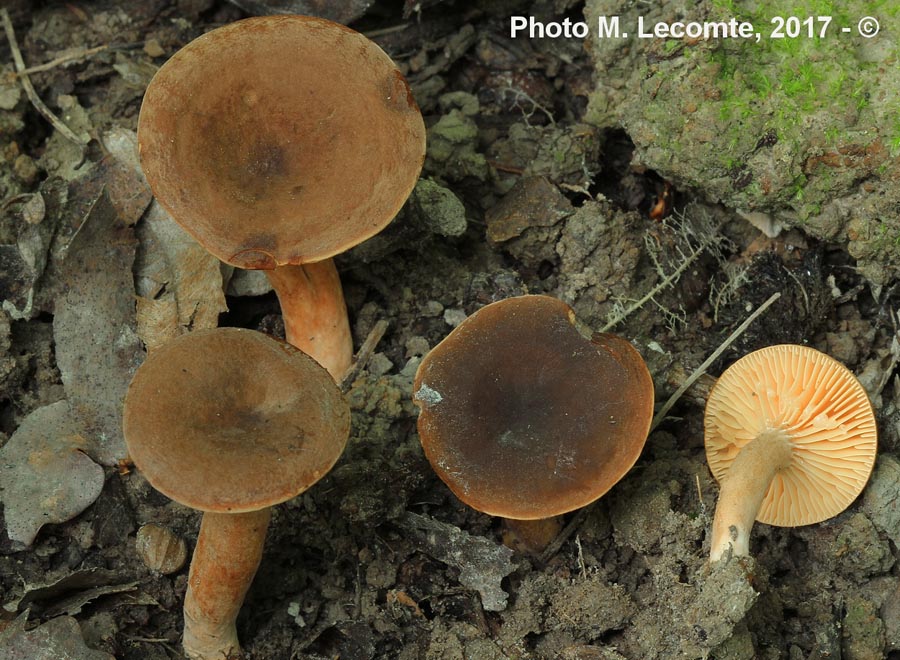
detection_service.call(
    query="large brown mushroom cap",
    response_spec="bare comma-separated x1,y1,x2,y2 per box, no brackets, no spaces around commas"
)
705,344,877,527
123,328,350,513
413,295,654,520
137,15,426,270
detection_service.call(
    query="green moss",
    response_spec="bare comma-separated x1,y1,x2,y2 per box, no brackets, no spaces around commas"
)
425,109,490,182
842,595,885,659
640,0,898,217
887,124,900,158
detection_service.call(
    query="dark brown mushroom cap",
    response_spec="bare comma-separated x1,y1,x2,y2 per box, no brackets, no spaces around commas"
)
123,328,350,513
137,15,426,270
413,295,654,519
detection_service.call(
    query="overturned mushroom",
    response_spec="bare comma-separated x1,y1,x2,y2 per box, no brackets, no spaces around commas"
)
138,15,426,379
413,295,654,554
123,328,349,659
705,344,877,562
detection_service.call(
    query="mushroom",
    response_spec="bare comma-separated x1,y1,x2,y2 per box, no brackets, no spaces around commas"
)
705,344,877,562
122,328,350,660
412,295,654,553
137,15,426,379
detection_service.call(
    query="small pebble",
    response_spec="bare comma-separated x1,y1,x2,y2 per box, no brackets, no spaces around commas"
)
368,352,394,378
405,336,430,359
443,308,467,328
22,193,46,225
421,300,444,317
144,38,166,58
13,154,39,185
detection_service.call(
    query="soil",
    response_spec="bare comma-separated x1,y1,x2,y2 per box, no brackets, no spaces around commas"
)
2,1,900,659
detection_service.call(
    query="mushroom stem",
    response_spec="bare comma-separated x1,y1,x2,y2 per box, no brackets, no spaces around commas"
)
183,508,272,660
266,259,353,381
502,516,563,556
709,428,792,562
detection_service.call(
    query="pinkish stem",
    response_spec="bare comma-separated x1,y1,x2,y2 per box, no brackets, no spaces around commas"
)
183,508,272,659
709,429,792,562
265,259,353,380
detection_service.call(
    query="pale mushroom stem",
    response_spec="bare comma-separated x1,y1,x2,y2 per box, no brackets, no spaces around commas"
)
183,508,272,660
709,428,792,562
266,259,353,381
502,516,563,556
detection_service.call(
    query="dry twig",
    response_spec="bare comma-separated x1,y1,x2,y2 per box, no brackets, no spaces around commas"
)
340,319,389,393
1,8,89,145
650,291,781,431
16,44,108,76
538,507,589,564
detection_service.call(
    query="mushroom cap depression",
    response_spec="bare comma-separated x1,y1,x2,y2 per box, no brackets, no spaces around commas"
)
413,295,654,520
705,344,877,527
137,15,426,270
123,328,350,513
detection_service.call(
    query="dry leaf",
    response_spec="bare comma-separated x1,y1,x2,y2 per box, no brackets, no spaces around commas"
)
397,512,516,612
0,401,104,547
0,612,114,660
134,296,179,352
53,192,144,465
134,201,228,347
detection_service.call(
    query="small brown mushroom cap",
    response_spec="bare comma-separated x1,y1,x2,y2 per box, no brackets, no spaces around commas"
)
123,328,350,513
705,344,877,527
137,15,426,270
413,295,654,520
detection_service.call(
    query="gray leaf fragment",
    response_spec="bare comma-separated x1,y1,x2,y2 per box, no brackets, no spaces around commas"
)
0,401,105,548
134,201,228,344
0,612,115,660
45,581,141,618
397,512,516,611
1,197,55,321
53,191,144,465
9,567,128,613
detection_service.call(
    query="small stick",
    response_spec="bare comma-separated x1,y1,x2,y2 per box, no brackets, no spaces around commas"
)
1,9,89,145
650,291,781,431
574,534,587,579
695,473,706,517
363,23,410,39
15,44,108,76
538,508,589,564
340,319,389,393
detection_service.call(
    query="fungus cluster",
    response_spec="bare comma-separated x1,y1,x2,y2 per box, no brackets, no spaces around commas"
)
128,14,424,658
413,295,654,552
124,328,349,660
137,15,426,379
704,344,877,562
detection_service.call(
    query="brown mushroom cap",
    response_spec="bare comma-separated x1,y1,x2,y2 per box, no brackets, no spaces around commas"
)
705,344,877,527
123,328,350,513
413,295,654,520
137,15,426,270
